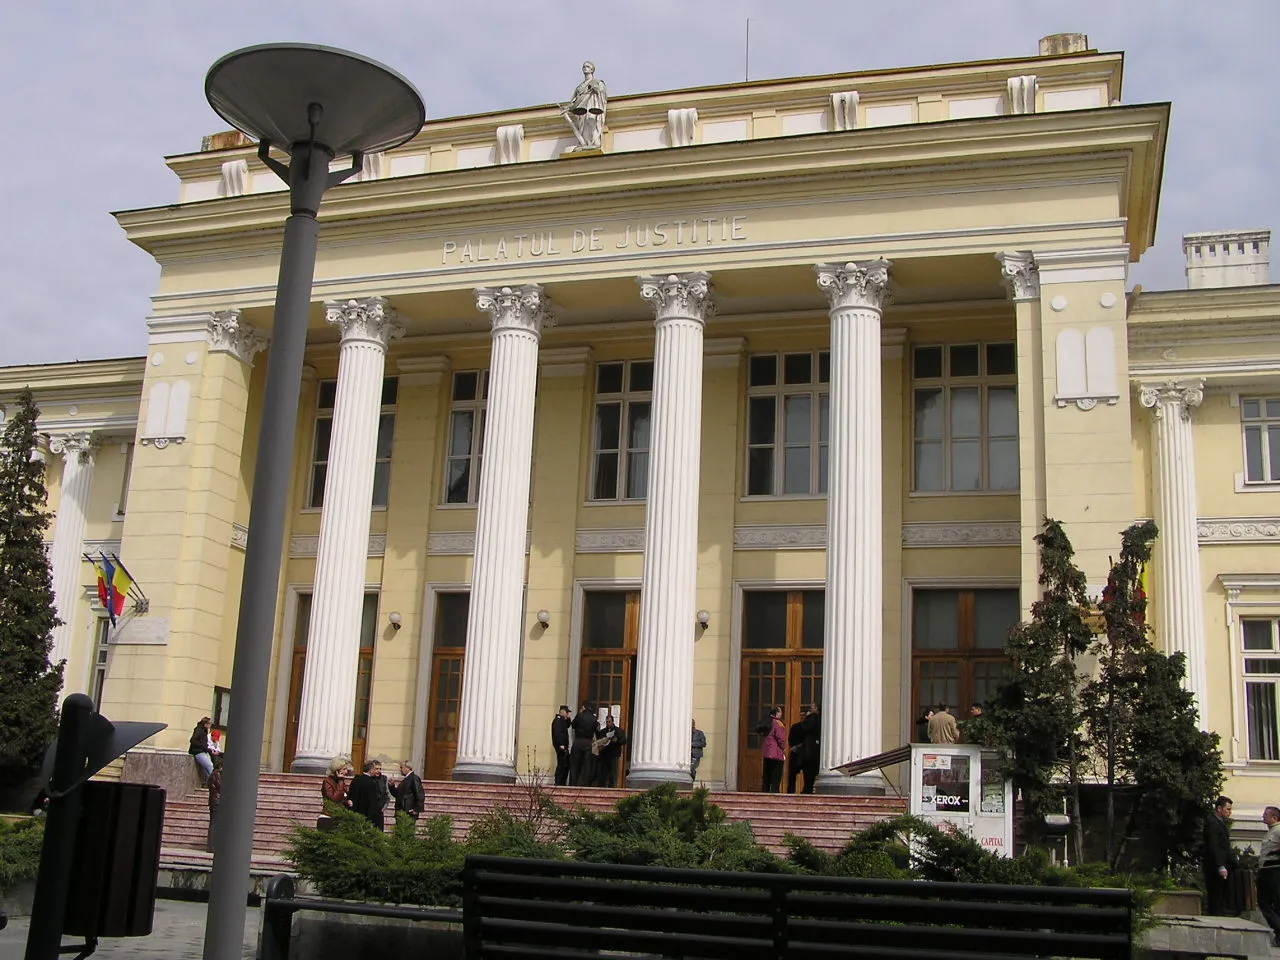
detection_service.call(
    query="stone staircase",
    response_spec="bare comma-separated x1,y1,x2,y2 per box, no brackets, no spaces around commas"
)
161,773,908,873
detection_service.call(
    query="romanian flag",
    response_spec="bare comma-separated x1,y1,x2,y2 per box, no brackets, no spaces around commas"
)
95,554,134,627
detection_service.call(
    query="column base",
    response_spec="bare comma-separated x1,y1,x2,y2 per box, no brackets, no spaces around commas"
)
625,764,690,790
290,753,335,776
451,760,517,784
815,768,889,796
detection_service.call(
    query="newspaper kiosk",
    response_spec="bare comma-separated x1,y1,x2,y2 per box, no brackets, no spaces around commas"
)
910,743,1013,857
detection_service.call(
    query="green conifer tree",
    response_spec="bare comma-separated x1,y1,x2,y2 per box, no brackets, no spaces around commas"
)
0,388,63,809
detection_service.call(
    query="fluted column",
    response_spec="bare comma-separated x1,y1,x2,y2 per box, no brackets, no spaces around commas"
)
452,285,550,782
48,432,95,687
627,272,714,788
1138,379,1208,725
814,260,892,794
292,298,403,773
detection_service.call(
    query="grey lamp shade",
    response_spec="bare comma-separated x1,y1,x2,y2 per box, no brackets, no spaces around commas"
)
205,43,425,155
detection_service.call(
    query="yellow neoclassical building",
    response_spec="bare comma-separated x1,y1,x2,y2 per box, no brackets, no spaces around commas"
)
4,32,1280,807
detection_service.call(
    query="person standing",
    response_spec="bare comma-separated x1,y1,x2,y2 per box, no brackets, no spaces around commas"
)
800,704,822,794
322,757,350,808
205,754,223,853
1201,795,1237,916
786,714,806,794
761,706,786,793
569,702,597,786
393,761,424,821
1257,806,1280,943
593,714,628,788
551,705,572,786
690,719,707,783
927,704,959,745
348,760,386,831
189,716,214,785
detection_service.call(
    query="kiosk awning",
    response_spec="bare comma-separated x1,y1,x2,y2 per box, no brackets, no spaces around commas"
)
834,744,912,778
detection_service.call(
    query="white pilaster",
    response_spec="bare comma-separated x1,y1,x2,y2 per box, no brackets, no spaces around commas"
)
627,272,713,787
48,432,95,687
814,259,892,794
452,285,550,782
1138,379,1209,725
292,298,403,773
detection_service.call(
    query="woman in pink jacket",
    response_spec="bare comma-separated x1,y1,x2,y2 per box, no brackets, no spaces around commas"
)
761,706,787,793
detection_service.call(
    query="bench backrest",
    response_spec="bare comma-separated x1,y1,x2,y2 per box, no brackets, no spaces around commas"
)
462,855,1133,960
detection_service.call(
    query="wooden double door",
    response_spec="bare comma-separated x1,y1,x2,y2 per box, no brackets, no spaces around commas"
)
737,590,824,792
284,593,378,772
424,592,470,781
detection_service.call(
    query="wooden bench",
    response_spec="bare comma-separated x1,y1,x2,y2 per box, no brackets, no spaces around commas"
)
462,854,1134,960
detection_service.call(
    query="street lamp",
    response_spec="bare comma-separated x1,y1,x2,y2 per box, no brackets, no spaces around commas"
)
201,44,423,960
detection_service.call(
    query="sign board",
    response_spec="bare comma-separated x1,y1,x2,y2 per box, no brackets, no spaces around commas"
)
909,743,1013,857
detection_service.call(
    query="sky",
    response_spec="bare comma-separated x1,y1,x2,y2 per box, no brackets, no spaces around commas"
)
2,0,1277,367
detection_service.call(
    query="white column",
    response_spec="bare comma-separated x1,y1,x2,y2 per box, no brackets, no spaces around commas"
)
47,432,95,688
627,272,713,787
814,259,892,794
292,298,403,773
1138,379,1209,725
452,285,550,782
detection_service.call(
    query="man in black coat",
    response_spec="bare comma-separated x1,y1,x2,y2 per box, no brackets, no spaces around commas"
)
569,703,598,786
593,714,628,788
800,704,822,794
786,715,806,794
392,761,425,820
347,759,386,831
551,705,572,785
1202,795,1237,915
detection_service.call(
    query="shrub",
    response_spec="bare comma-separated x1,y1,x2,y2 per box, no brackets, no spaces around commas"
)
0,817,43,891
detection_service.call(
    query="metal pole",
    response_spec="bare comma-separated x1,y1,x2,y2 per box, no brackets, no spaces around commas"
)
25,694,93,960
203,141,332,960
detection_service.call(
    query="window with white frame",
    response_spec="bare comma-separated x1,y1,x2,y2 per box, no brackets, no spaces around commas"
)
746,351,830,496
590,360,653,501
1244,617,1280,760
90,618,110,710
1242,398,1280,484
308,377,398,509
912,342,1018,493
444,370,487,504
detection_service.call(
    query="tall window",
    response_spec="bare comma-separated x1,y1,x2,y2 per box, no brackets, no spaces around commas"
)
1243,398,1280,484
580,591,641,727
444,371,488,504
912,343,1017,492
90,618,110,710
425,592,469,780
116,443,135,516
308,377,398,508
590,361,653,501
746,351,830,496
1243,618,1280,760
911,588,1017,732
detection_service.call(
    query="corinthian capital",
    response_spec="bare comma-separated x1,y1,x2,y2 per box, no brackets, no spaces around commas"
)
474,285,554,336
49,432,94,464
1138,379,1205,422
814,260,892,312
636,272,715,324
325,297,405,348
208,309,268,364
996,251,1040,302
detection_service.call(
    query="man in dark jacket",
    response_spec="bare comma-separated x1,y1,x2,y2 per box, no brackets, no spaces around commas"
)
348,760,386,831
800,704,822,794
593,714,628,788
551,705,572,785
786,715,806,794
569,703,598,786
1202,795,1237,915
393,761,424,820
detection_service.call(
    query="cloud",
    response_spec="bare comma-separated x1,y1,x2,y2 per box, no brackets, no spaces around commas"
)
1,0,1275,365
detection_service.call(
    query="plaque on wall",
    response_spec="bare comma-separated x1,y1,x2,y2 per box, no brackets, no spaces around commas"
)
111,616,170,645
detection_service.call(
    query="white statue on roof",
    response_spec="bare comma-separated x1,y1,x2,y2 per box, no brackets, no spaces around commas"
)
561,61,607,152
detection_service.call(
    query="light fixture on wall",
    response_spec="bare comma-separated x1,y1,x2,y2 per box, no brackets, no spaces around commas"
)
536,609,551,629
696,610,711,629
388,611,403,631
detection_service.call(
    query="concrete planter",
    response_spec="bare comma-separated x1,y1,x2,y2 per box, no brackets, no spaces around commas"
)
1150,888,1202,916
1139,914,1273,959
0,880,36,918
282,907,463,960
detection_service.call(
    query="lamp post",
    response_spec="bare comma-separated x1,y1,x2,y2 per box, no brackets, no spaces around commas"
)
201,44,423,960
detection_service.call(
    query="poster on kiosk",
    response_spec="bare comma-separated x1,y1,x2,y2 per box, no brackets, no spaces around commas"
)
910,743,1013,857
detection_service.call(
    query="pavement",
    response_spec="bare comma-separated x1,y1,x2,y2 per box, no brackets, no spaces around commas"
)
0,898,260,960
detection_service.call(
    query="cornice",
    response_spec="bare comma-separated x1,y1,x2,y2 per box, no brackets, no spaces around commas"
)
1199,517,1280,545
289,534,386,559
901,521,1020,547
118,105,1168,259
576,528,645,553
0,358,147,394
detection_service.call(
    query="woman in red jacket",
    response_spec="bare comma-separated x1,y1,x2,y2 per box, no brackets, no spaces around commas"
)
761,706,787,793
